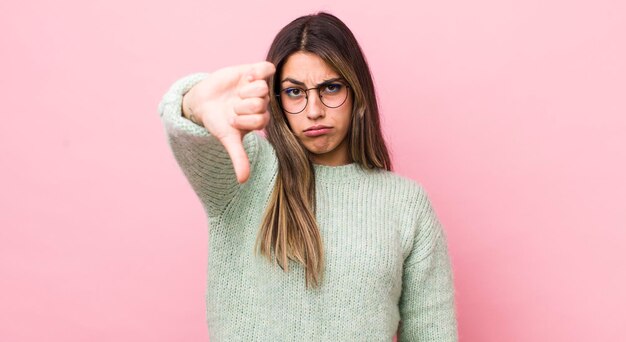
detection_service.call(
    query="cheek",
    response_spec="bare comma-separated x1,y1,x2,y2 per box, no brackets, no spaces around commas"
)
283,114,300,133
342,98,354,125
339,107,354,132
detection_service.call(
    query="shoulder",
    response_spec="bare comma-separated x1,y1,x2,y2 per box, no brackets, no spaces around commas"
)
364,168,429,204
364,168,443,261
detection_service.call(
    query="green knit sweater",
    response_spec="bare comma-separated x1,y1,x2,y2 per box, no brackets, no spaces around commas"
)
158,73,458,341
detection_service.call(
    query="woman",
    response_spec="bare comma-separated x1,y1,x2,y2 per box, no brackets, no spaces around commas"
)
158,12,458,341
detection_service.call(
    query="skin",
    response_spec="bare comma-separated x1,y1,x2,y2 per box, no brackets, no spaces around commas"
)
182,61,275,183
280,52,353,166
180,53,353,183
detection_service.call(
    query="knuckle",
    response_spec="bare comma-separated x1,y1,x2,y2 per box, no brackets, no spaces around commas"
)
252,116,262,128
242,115,261,129
261,113,270,126
252,99,265,113
238,85,252,98
259,87,269,97
256,81,268,93
233,101,245,114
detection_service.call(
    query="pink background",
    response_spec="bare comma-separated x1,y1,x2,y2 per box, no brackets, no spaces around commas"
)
1,0,625,341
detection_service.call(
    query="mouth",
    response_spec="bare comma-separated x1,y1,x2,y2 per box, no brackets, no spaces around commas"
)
303,125,333,137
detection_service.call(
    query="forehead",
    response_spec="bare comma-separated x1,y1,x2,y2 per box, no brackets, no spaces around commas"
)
280,51,340,83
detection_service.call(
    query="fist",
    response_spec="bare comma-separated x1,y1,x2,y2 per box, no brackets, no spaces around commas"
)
183,61,276,183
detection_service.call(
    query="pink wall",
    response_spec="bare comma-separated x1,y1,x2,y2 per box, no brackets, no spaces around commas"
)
1,0,624,341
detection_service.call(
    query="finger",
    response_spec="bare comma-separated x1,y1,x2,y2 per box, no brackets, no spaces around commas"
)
219,133,250,184
244,61,276,82
238,80,269,99
231,112,269,131
234,97,268,115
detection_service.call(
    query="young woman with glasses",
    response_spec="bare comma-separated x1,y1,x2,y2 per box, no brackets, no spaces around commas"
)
158,12,458,341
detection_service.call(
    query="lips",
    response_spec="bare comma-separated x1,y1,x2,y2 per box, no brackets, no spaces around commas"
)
303,125,333,137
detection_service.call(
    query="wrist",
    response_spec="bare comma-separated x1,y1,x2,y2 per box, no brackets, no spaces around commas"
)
182,92,203,127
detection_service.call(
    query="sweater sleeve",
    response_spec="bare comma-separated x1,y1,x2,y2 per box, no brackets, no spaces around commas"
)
157,73,264,218
398,190,459,342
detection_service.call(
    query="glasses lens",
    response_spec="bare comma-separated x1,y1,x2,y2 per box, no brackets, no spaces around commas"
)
280,88,307,114
279,83,350,114
320,83,348,108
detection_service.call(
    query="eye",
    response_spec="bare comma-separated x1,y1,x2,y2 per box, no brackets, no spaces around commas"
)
284,87,304,98
323,83,343,93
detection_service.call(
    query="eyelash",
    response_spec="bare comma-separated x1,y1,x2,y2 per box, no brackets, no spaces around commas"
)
284,83,343,97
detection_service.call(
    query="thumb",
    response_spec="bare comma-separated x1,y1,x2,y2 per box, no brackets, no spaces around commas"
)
243,61,276,83
219,133,250,184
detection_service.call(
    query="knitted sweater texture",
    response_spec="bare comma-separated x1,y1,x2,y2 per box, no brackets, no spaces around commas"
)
158,73,458,341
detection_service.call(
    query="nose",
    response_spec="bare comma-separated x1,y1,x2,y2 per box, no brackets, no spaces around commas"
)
306,91,325,119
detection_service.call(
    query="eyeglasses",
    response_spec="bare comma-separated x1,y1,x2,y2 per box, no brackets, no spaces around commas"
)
276,81,351,114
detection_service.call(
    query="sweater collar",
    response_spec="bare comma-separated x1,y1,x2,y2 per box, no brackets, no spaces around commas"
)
312,162,374,182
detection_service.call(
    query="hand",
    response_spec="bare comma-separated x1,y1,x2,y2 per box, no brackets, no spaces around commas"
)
182,61,276,184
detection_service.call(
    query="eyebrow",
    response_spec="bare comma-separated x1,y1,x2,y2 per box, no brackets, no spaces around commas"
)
280,77,344,87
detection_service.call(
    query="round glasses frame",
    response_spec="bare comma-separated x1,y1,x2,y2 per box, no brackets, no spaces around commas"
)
276,84,351,114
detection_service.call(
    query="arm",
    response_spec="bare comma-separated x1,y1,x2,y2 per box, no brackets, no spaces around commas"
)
158,73,263,217
398,191,459,341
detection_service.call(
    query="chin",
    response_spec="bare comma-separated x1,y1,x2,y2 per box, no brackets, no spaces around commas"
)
304,144,334,155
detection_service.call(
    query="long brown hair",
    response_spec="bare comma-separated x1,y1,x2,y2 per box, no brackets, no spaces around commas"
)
255,12,392,288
